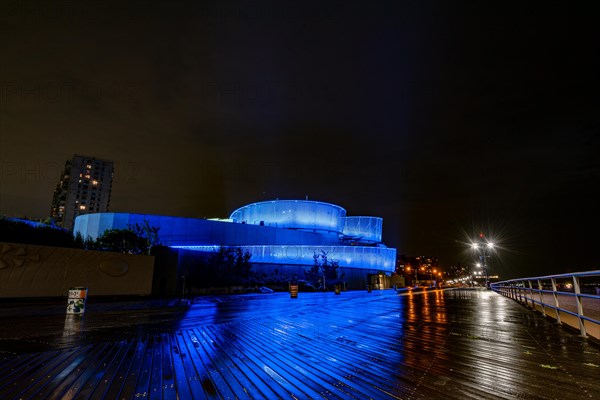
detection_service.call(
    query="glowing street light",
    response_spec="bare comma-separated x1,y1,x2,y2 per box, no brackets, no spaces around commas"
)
406,266,418,285
471,232,495,288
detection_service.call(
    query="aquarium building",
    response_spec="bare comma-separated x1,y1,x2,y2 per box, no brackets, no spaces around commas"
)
74,200,396,288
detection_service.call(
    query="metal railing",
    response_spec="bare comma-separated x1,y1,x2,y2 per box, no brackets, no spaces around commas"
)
491,270,600,337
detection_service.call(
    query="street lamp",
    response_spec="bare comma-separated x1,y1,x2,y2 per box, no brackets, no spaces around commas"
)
471,233,494,287
406,266,418,286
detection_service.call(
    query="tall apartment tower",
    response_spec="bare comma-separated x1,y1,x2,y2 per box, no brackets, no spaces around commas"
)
50,155,114,230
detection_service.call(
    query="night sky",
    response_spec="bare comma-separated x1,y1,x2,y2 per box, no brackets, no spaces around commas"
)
1,1,598,279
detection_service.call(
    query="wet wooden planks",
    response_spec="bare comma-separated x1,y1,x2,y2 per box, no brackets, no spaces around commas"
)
1,289,599,399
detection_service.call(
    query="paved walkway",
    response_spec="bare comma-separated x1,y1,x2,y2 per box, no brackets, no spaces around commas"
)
1,289,599,399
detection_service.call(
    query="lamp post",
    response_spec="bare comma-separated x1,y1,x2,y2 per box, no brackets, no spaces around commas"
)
406,266,418,286
472,233,494,288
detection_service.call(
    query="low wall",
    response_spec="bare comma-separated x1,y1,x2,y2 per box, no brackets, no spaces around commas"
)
0,242,154,297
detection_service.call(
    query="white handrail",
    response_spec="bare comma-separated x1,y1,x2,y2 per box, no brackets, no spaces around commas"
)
491,270,600,337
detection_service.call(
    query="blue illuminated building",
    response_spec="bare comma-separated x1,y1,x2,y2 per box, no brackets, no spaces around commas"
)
74,200,396,289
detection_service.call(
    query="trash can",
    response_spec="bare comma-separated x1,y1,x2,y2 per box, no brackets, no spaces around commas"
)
290,284,298,298
66,287,88,314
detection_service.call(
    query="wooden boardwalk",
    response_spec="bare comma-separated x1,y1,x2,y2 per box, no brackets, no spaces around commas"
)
1,289,599,399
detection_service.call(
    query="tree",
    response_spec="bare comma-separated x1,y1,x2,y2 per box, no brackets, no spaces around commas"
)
96,228,148,254
83,235,97,250
231,247,252,284
73,232,84,248
128,221,161,254
187,247,253,289
304,253,323,288
304,250,344,290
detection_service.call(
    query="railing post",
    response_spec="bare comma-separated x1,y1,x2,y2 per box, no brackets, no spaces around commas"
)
572,275,586,336
527,280,535,310
551,278,561,324
537,279,545,317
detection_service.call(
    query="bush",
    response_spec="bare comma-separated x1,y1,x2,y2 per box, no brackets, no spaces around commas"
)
187,247,253,289
0,218,80,248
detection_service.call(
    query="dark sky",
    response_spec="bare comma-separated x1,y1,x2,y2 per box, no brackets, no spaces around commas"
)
1,1,598,279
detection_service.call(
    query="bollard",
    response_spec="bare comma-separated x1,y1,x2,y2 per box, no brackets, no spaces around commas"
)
334,285,341,295
66,287,88,314
290,284,298,298
367,284,372,293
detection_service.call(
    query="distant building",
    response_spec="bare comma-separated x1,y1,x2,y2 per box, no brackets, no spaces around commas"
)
398,255,440,285
50,155,113,230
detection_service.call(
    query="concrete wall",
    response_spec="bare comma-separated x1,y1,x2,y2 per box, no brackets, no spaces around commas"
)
0,242,154,298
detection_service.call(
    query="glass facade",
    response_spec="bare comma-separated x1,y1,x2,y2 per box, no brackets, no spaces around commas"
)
230,200,346,234
342,216,383,243
172,244,396,271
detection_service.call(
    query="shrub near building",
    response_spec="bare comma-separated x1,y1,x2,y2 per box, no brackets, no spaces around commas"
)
0,218,80,248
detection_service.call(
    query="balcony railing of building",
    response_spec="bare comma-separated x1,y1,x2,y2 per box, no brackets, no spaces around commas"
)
491,270,600,339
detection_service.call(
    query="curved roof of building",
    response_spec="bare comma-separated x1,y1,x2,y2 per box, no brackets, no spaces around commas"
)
229,200,347,234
